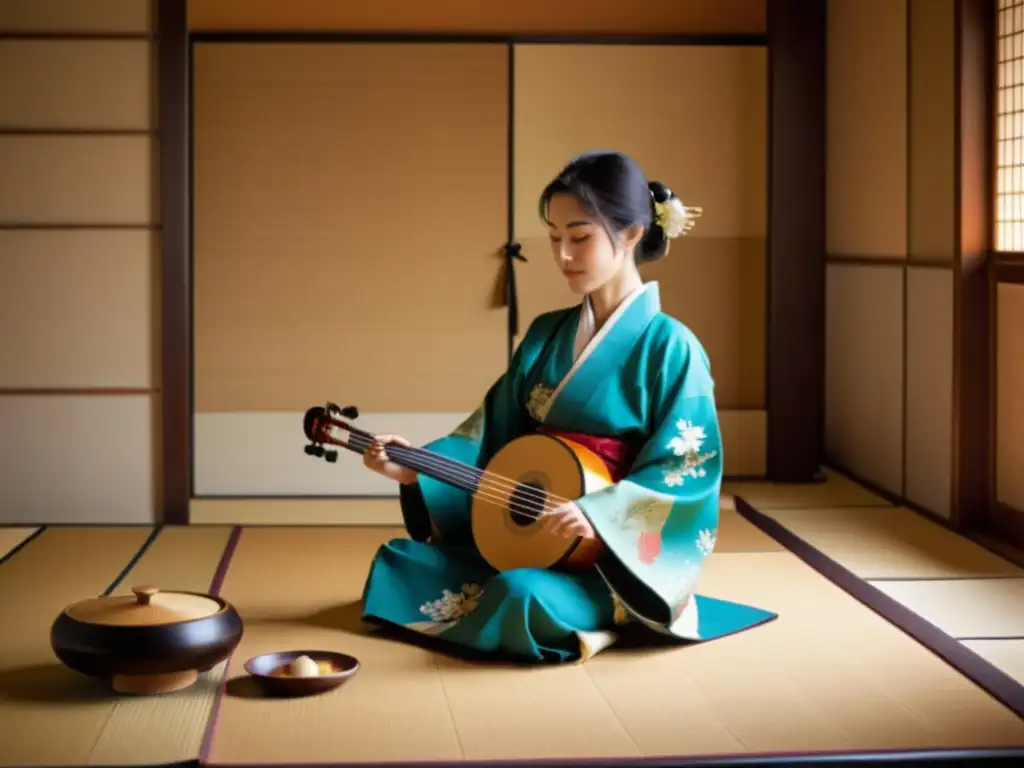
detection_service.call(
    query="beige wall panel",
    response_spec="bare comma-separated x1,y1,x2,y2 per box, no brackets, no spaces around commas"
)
0,394,155,524
825,263,904,495
188,0,766,35
645,238,766,409
997,283,1024,511
0,136,155,225
904,267,953,518
827,0,907,257
0,40,153,130
908,0,956,262
718,409,767,477
514,45,767,241
192,43,508,413
0,231,155,389
513,44,767,409
0,0,152,32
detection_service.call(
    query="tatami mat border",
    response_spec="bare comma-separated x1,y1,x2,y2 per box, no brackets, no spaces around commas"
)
102,525,163,594
15,752,1024,768
207,526,242,596
733,496,1024,721
0,526,46,567
193,747,1024,767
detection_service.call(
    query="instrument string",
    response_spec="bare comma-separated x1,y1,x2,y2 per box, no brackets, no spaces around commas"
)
340,429,578,523
342,428,560,503
353,434,569,519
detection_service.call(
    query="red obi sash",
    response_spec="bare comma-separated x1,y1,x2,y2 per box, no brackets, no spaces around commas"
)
534,425,637,482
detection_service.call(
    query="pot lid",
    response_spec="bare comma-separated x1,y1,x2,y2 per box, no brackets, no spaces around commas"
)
64,585,223,627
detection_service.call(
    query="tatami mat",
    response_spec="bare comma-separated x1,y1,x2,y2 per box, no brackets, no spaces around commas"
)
0,526,40,561
204,526,460,766
871,577,1024,640
0,526,154,767
0,525,236,767
724,467,891,509
710,504,783,552
762,506,1023,579
190,498,406,526
961,640,1024,684
202,527,1024,766
87,525,236,767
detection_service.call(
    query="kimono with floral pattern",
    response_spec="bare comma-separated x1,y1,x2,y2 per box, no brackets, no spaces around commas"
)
360,282,775,662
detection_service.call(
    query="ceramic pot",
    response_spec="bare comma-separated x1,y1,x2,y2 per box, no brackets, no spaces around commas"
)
51,584,243,695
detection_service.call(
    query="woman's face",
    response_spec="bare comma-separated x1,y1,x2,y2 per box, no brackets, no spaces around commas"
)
545,193,642,295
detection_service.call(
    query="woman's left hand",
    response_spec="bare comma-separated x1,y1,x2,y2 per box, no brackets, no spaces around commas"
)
540,502,597,539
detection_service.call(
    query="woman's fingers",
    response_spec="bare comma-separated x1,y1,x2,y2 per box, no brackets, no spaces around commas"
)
539,506,580,538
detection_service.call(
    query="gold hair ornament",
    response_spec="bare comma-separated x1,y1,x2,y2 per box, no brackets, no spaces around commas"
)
654,196,703,239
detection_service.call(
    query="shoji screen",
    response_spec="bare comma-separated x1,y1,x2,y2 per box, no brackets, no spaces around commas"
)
0,0,158,523
995,1,1024,524
190,42,509,498
511,43,769,477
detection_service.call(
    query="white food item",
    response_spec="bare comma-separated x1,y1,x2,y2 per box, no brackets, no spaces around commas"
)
288,654,320,678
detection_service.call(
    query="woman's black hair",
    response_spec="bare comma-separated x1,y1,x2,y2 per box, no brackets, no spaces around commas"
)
538,150,675,263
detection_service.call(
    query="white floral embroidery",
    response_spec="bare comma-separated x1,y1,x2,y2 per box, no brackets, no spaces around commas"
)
696,528,717,557
526,383,554,421
452,407,484,440
663,419,719,487
403,583,484,636
668,420,707,456
419,583,483,623
614,495,674,534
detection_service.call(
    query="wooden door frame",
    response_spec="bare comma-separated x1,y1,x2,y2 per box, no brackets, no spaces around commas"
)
967,0,1024,554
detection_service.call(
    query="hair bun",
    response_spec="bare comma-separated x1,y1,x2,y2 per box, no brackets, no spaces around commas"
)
648,180,673,204
637,181,673,264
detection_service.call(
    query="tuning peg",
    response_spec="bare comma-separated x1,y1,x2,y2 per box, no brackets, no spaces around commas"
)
304,444,317,456
326,402,359,420
325,450,338,463
313,445,326,458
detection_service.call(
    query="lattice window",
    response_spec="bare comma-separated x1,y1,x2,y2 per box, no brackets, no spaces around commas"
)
997,0,1024,251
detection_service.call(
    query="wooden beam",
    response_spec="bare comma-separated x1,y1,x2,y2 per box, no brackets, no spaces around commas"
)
765,0,827,481
157,0,191,525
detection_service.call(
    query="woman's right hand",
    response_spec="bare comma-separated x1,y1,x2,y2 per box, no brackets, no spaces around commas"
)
363,434,418,485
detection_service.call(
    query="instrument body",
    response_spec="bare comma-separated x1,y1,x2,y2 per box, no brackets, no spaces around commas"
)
303,403,610,572
472,433,611,571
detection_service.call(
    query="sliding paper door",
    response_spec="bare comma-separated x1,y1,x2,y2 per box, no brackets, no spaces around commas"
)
511,43,768,476
191,42,509,497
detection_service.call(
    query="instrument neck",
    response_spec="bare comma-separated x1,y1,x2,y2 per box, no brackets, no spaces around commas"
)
343,432,483,494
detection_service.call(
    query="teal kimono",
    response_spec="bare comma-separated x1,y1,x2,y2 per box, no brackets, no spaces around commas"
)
361,282,776,662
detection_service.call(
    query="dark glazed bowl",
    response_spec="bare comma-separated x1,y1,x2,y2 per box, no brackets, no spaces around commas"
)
50,585,244,695
244,650,360,697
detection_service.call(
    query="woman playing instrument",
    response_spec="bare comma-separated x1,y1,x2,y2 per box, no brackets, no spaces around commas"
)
360,151,774,663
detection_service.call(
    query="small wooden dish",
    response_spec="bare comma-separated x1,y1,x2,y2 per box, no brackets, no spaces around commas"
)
244,650,360,697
